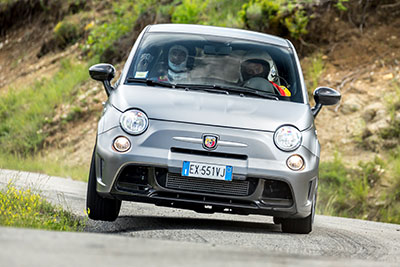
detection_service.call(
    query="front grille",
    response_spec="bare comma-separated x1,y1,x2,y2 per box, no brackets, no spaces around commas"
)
165,173,250,196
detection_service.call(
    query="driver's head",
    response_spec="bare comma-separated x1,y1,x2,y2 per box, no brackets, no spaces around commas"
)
240,59,270,81
168,45,189,72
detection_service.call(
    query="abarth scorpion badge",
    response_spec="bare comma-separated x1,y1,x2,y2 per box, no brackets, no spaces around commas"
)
203,134,218,150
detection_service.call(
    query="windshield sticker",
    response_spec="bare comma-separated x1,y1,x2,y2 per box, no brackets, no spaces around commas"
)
134,71,148,79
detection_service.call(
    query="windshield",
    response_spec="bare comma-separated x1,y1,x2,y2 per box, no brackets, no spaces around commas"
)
126,32,304,103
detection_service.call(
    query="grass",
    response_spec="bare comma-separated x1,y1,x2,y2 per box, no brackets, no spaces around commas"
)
380,80,400,140
378,147,400,223
318,157,377,219
0,59,88,155
0,182,84,231
0,57,90,181
0,153,89,181
317,153,400,224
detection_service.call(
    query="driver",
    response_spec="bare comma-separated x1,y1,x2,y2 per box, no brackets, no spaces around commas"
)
159,44,189,82
240,52,291,97
240,58,270,82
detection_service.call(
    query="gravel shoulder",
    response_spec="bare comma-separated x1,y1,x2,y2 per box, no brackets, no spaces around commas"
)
1,169,400,266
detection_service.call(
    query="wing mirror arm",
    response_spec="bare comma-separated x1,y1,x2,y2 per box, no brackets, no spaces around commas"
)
89,63,116,97
102,80,113,97
311,103,322,117
311,87,341,118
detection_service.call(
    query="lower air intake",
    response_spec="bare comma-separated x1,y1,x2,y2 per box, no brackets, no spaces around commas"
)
166,173,250,196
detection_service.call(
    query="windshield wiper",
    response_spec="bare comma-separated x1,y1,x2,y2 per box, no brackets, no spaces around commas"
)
126,79,279,100
175,83,279,100
126,78,177,88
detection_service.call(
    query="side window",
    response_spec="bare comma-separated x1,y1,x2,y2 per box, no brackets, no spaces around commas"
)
136,53,154,72
132,52,155,79
130,46,164,80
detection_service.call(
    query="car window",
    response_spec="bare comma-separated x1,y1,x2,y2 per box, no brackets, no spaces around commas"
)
126,32,303,103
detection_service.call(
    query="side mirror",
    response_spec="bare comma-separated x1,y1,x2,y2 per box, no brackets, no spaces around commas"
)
311,87,341,117
89,63,116,96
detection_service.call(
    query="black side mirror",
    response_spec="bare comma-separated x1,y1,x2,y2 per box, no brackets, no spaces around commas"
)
311,87,341,117
89,63,116,96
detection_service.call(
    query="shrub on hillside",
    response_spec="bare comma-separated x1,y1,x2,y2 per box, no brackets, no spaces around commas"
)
85,1,136,59
171,0,207,24
53,20,81,48
239,0,310,39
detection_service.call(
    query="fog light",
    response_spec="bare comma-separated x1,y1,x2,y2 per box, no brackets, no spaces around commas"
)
113,136,131,152
286,154,304,171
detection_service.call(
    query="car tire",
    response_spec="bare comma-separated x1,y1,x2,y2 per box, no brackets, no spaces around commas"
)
281,193,316,234
86,146,121,221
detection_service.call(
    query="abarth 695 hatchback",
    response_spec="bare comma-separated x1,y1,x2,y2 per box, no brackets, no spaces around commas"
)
86,24,340,234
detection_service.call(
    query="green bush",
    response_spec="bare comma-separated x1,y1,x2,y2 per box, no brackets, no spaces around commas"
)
336,0,349,11
85,1,137,58
283,9,308,39
172,0,208,24
239,0,280,32
170,0,246,27
239,0,310,39
53,20,81,48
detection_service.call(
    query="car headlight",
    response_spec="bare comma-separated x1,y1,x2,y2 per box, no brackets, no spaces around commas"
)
273,125,302,151
120,109,149,135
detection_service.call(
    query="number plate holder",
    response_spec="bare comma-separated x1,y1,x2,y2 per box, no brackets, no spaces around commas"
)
181,161,233,181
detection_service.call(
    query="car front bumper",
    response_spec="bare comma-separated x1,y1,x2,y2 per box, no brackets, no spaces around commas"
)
95,119,319,219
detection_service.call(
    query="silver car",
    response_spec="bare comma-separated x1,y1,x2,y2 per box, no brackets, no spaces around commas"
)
86,24,340,234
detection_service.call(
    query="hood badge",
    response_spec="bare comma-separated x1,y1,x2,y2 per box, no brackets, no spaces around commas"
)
203,134,218,150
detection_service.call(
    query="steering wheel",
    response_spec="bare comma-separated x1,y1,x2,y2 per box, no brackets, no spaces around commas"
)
243,77,276,94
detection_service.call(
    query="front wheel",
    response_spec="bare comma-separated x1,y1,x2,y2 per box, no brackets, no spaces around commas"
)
281,194,316,234
86,146,121,221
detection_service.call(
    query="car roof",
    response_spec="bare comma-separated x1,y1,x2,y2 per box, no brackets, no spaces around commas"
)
147,24,290,48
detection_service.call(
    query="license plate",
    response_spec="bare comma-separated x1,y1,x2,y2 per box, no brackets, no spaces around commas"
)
181,161,233,181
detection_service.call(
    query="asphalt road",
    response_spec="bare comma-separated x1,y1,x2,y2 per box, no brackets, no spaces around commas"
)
1,169,400,266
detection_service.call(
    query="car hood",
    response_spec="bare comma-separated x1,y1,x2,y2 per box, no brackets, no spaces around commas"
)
111,85,313,132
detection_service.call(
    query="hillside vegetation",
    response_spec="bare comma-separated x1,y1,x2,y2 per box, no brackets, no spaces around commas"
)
0,182,84,231
0,0,400,223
